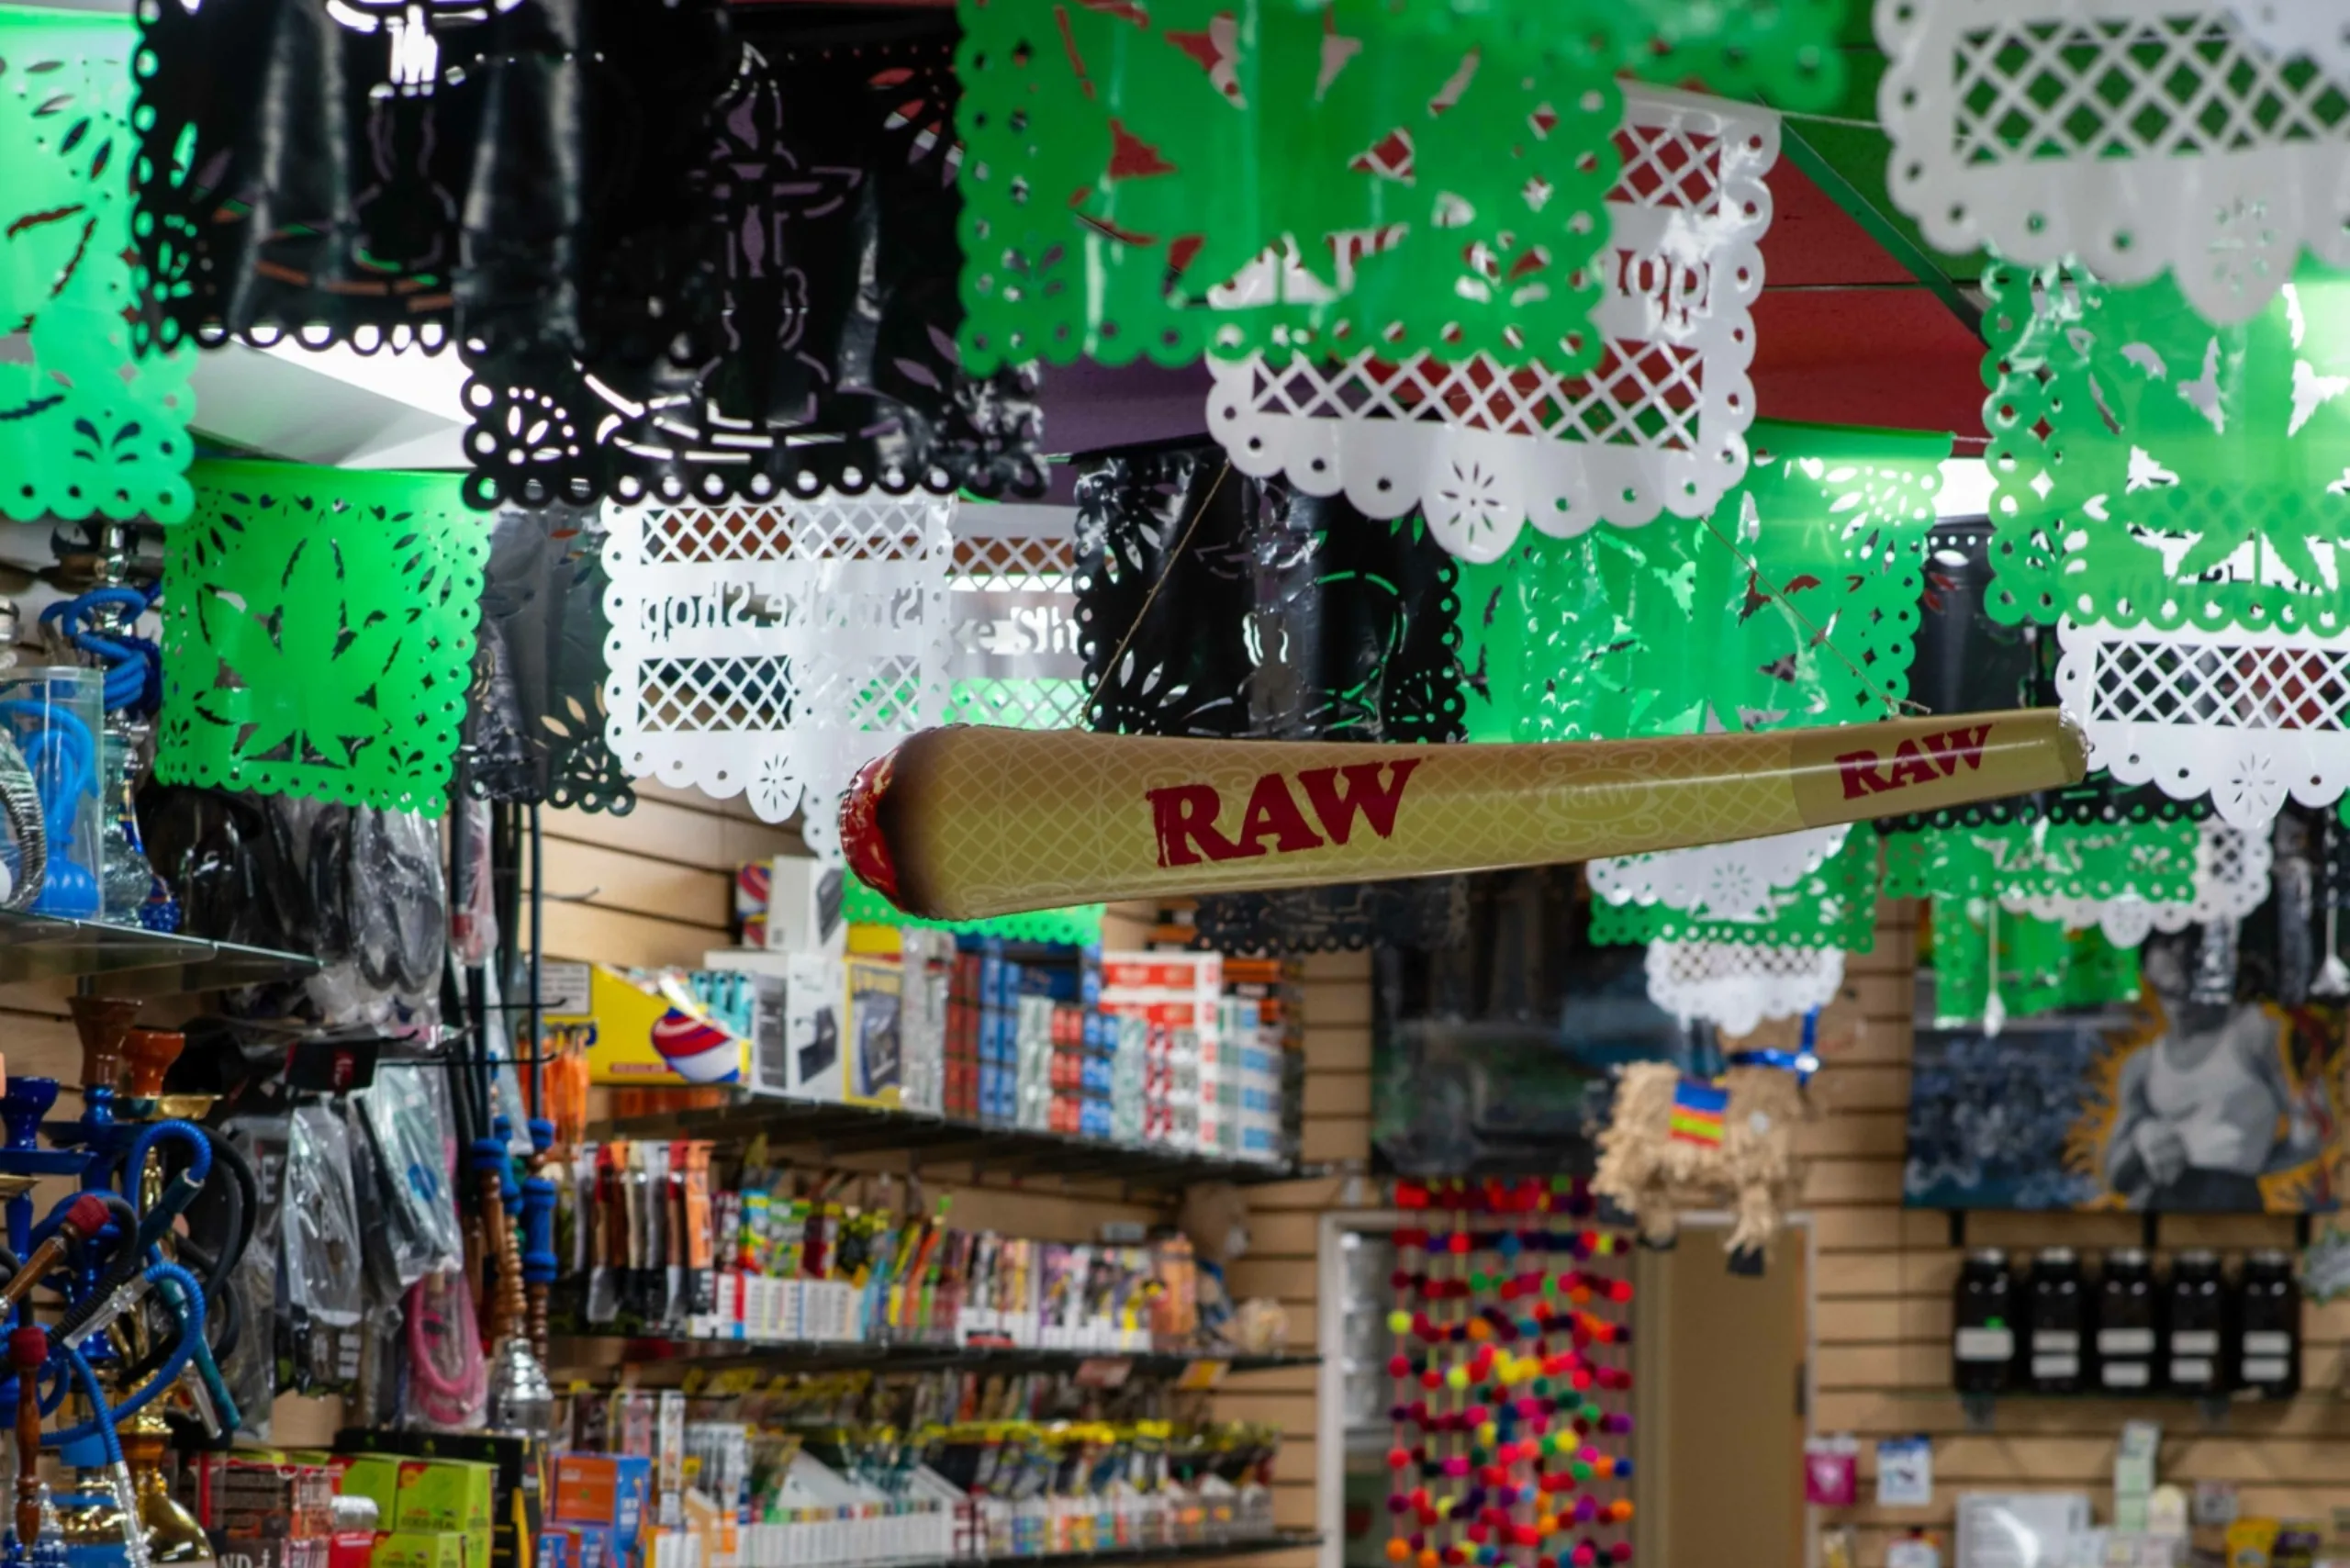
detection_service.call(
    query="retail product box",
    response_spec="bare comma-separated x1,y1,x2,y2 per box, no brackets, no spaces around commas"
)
548,965,750,1088
339,1428,547,1568
552,1454,655,1560
328,1531,375,1568
330,1453,402,1523
782,953,845,1102
898,928,952,1115
393,1458,496,1536
698,950,791,1097
189,1450,337,1537
214,1539,332,1568
375,1534,470,1568
844,954,903,1107
758,857,846,957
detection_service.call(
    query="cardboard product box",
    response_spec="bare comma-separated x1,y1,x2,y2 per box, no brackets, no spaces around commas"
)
698,950,792,1098
392,1458,496,1537
214,1537,332,1568
328,1531,375,1568
336,1428,545,1568
552,1454,655,1562
191,1451,336,1538
374,1534,470,1568
332,1454,403,1526
782,954,845,1103
546,966,751,1089
758,857,846,956
844,954,904,1107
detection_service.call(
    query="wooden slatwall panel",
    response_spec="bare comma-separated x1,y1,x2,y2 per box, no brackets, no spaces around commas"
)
549,792,1361,1567
1777,902,2350,1565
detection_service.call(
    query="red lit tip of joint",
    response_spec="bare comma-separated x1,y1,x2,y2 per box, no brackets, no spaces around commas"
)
840,746,902,904
7,1327,44,1370
62,1193,108,1238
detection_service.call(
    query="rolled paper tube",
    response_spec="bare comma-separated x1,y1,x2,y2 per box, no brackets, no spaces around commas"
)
842,709,2087,922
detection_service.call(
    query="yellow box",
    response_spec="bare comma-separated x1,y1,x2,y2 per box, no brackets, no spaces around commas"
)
375,1534,468,1568
547,966,750,1088
844,955,902,1108
393,1458,495,1537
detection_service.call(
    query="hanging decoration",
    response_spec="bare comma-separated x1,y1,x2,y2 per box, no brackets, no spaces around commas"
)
2224,2,2350,78
601,499,951,853
1385,1182,1636,1568
1879,0,2350,325
156,462,486,814
1073,443,1466,952
955,0,1624,375
1982,257,2350,828
1881,818,2270,949
1921,901,2143,1031
1645,942,1846,1039
0,6,195,525
131,0,733,355
1594,1059,1808,1265
1457,420,1945,743
462,15,1045,512
944,509,1086,734
1076,445,1466,742
464,505,633,815
1208,84,1777,557
1589,825,1851,924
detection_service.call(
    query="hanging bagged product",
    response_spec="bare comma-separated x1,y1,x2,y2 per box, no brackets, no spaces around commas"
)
1207,85,1777,554
156,462,486,814
0,6,195,526
1878,0,2349,324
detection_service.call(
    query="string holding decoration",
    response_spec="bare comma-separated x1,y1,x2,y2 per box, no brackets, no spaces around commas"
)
0,8,195,526
955,0,1624,375
1209,85,1777,558
1878,0,2350,326
600,498,953,855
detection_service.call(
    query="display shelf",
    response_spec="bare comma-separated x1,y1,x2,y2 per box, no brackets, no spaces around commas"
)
1015,1537,1319,1566
589,1095,1317,1189
546,1334,1318,1382
1909,1386,2301,1430
0,909,318,991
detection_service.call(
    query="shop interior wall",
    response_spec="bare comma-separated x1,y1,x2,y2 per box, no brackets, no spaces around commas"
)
1774,901,2348,1567
537,784,1366,1568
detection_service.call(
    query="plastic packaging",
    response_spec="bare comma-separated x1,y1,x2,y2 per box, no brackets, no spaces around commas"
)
353,1070,464,1287
0,666,105,917
218,1114,287,1437
283,1103,364,1394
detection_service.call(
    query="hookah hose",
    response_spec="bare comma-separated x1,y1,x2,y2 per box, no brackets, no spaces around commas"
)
40,588,160,719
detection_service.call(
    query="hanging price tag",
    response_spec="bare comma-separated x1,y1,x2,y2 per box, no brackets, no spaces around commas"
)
1176,1361,1230,1391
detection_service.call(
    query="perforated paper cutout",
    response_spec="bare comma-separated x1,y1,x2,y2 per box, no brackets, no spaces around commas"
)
1879,0,2350,325
957,0,1623,375
2056,616,2350,831
601,499,952,853
1646,940,1844,1036
158,463,484,813
1983,259,2350,636
1208,86,1776,556
0,8,195,525
1589,825,1850,924
2223,2,2350,83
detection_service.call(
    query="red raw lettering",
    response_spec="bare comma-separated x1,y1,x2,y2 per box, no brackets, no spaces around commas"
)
1836,749,1891,800
1147,783,1240,868
1885,738,1940,790
1235,772,1326,857
1920,723,1992,777
1297,760,1422,846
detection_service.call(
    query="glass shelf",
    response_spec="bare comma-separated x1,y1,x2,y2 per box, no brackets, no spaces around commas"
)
0,910,317,992
591,1095,1318,1190
1016,1539,1319,1567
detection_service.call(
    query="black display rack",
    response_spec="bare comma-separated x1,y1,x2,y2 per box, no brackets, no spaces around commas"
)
548,1335,1317,1381
591,1094,1319,1189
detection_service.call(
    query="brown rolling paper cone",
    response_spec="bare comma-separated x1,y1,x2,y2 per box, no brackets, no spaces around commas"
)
841,709,2087,922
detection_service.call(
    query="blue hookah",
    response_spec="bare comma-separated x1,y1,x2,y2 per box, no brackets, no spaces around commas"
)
39,565,176,934
0,1043,233,1568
